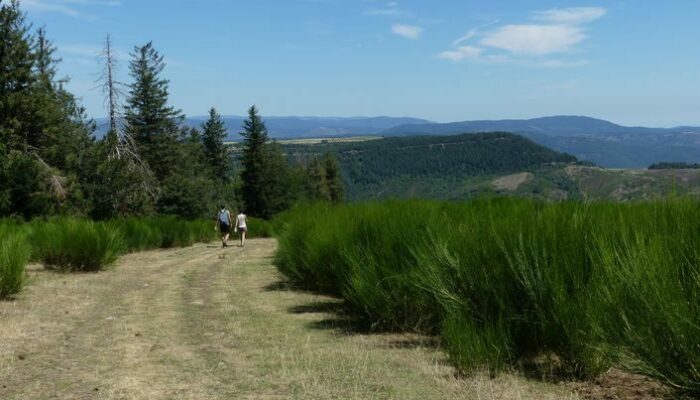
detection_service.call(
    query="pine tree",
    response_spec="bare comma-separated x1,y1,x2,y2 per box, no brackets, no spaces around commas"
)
31,25,93,173
0,0,36,152
238,105,294,218
201,107,230,179
306,156,330,201
323,153,345,203
239,105,270,217
124,41,183,179
0,2,93,217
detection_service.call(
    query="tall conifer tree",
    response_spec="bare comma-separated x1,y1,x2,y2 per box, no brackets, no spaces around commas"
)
0,0,36,151
239,105,269,216
125,41,183,179
323,153,345,203
201,107,229,179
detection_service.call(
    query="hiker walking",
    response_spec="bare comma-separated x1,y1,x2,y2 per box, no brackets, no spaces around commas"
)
235,208,248,247
216,205,232,247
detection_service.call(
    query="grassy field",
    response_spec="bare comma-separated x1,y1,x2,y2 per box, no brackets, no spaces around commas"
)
275,198,700,397
0,239,598,399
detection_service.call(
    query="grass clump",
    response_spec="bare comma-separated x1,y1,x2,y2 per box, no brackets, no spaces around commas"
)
0,227,30,298
31,218,124,272
275,198,700,394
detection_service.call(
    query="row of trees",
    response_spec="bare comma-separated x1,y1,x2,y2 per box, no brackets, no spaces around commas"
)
0,0,343,220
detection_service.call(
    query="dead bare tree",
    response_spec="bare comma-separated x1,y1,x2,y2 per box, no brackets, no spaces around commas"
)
97,34,157,199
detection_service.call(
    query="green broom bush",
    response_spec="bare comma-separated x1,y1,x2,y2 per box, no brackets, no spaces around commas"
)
0,227,30,298
275,198,700,394
31,218,124,272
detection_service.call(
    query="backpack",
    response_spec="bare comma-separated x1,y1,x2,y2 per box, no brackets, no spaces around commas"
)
218,210,229,224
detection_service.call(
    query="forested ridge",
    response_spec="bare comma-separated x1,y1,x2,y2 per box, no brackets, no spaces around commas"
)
283,133,579,199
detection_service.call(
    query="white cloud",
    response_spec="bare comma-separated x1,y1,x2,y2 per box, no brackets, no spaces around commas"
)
480,24,586,55
532,7,606,25
439,6,605,66
438,46,483,62
391,24,423,39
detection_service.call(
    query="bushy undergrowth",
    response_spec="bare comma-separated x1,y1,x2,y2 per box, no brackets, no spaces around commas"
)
31,218,124,272
0,225,30,298
0,216,218,278
275,199,700,394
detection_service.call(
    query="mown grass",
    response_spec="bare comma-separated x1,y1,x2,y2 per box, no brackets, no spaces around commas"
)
275,199,700,395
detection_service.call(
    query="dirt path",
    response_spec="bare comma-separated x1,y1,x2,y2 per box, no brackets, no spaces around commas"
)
0,239,584,399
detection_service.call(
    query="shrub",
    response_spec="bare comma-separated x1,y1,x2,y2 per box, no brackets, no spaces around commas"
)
0,228,30,298
32,218,124,272
247,217,274,238
275,198,700,394
109,218,163,252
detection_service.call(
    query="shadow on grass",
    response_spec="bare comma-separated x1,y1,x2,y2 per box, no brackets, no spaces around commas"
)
288,300,344,314
266,279,438,346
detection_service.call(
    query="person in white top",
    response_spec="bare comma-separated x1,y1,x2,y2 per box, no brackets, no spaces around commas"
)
234,208,248,247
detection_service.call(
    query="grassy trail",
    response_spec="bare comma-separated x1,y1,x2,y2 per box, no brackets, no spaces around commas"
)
0,239,582,399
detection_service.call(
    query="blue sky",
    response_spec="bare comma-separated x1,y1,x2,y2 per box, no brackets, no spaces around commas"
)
20,0,700,126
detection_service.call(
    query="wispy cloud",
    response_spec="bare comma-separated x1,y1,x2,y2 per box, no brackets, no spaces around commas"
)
391,24,423,39
451,19,499,47
366,8,407,17
21,0,121,20
438,46,482,62
480,24,586,55
532,7,606,25
365,1,409,18
439,6,605,67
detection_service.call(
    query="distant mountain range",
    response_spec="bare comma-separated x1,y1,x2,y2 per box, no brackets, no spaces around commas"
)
380,116,700,168
95,116,431,140
94,115,700,168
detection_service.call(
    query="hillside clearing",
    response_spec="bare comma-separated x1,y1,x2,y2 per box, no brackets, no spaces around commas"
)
492,172,534,191
0,239,659,399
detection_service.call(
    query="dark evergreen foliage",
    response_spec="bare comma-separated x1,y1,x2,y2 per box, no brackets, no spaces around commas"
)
124,41,183,180
284,133,577,199
323,153,344,203
201,107,230,179
649,162,700,170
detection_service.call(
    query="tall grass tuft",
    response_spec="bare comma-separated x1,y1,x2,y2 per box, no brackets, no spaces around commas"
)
32,218,124,272
0,228,30,298
275,198,700,394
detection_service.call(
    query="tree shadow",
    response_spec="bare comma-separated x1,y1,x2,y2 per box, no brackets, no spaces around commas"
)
287,300,344,315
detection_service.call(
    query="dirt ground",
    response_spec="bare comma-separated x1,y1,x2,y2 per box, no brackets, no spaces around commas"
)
0,239,668,399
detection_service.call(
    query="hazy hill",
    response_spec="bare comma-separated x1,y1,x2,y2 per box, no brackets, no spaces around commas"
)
282,132,578,200
280,133,700,202
95,116,432,140
380,116,700,168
